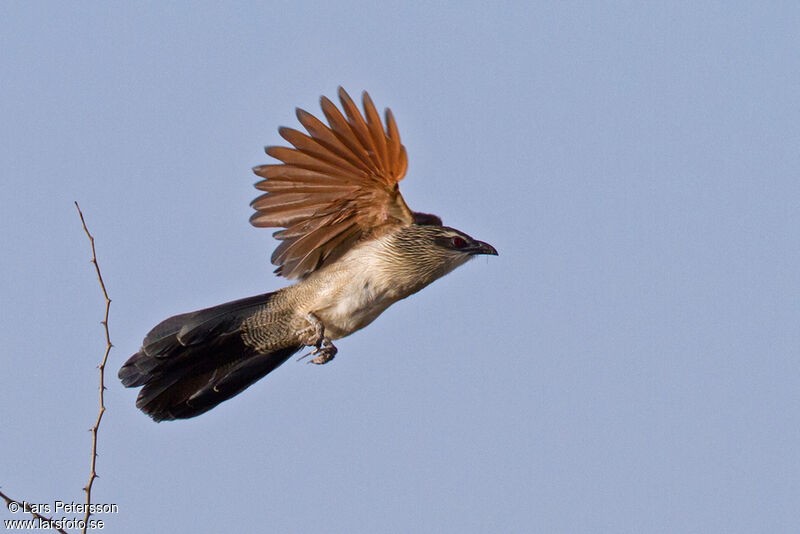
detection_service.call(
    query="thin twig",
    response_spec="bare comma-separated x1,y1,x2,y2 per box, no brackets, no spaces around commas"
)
0,489,69,534
74,202,112,534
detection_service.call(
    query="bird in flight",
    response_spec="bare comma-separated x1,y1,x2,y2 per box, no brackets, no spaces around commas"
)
119,88,497,421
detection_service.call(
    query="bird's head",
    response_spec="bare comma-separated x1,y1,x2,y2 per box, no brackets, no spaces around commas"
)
382,224,498,294
430,226,499,259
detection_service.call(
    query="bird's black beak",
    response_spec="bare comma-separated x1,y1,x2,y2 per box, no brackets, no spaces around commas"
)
466,239,498,256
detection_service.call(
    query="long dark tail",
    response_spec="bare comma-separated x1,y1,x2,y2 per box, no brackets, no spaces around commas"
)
119,292,301,422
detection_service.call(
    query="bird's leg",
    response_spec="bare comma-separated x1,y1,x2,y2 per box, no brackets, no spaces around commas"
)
296,313,325,347
295,313,337,365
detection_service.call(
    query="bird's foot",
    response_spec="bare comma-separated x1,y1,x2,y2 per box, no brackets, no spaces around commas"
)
309,339,338,365
297,338,338,364
295,313,325,347
295,313,337,364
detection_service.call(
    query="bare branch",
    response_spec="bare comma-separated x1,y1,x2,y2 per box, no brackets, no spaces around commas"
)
0,489,69,534
74,202,112,534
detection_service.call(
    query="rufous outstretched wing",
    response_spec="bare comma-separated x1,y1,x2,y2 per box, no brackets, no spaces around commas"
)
250,87,417,279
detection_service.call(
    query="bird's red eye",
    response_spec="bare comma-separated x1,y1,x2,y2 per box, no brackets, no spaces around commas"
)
452,236,466,248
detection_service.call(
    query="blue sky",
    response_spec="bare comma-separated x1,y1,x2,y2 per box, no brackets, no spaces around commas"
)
2,2,799,533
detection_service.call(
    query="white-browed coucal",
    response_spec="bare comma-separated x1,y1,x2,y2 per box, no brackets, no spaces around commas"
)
119,88,497,421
